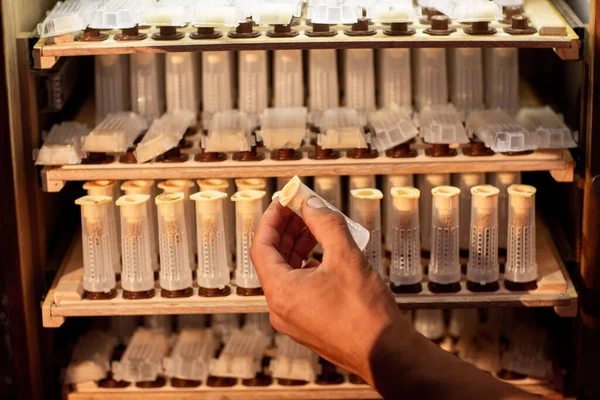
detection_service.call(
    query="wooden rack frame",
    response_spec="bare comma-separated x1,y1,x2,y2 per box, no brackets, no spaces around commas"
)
32,0,580,69
42,217,577,328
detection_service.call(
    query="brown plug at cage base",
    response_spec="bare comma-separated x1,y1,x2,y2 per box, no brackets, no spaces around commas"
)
390,282,423,294
344,18,377,36
428,281,462,294
152,26,185,40
504,15,537,35
467,281,500,293
310,144,340,160
501,5,525,24
229,21,261,38
236,287,265,296
198,286,231,297
119,148,137,164
242,372,273,387
84,289,118,300
348,145,378,159
99,373,130,389
190,27,223,39
171,378,202,388
419,7,444,24
504,280,538,292
78,28,109,41
278,378,308,386
157,143,189,163
349,374,366,385
463,139,495,157
464,21,497,35
122,288,155,300
136,377,167,389
306,23,337,37
386,142,418,158
426,143,458,157
115,25,147,41
424,15,456,36
84,152,115,164
233,144,265,162
160,287,194,298
267,24,299,38
497,370,528,380
384,22,416,36
273,148,303,161
207,376,238,387
195,148,227,162
315,361,345,385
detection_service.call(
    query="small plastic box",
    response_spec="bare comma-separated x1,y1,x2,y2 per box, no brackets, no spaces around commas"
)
309,0,359,24
273,50,304,109
130,53,166,123
37,0,93,38
209,330,270,379
371,2,415,23
413,49,449,111
140,0,188,26
466,109,537,153
318,108,368,150
517,106,577,149
308,49,340,125
163,329,218,382
112,328,170,383
192,3,242,27
270,334,321,382
389,187,422,287
429,186,462,285
35,121,89,166
377,49,412,109
95,55,131,125
65,330,118,384
89,0,154,29
420,104,469,144
250,2,296,25
203,110,254,153
369,104,418,152
279,176,370,251
135,110,194,163
83,112,148,154
258,108,308,150
451,0,502,22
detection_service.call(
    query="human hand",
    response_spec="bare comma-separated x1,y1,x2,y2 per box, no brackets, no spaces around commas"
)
250,197,408,384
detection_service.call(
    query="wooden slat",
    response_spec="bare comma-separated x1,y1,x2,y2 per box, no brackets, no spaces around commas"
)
43,218,576,327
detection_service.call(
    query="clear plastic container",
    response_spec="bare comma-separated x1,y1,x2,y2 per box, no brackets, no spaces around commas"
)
273,50,304,108
116,194,157,293
155,193,194,292
165,52,201,120
484,48,519,116
190,191,231,290
455,0,502,22
243,313,274,340
75,196,118,294
163,329,218,382
448,48,485,120
130,53,166,124
202,52,235,127
517,106,577,149
111,316,140,344
209,329,270,379
250,2,296,25
309,0,359,24
210,314,241,344
95,55,131,125
371,2,415,23
413,48,448,112
313,176,342,210
466,109,537,153
501,323,552,378
198,178,235,258
419,104,469,144
308,50,339,126
389,187,422,286
121,180,159,271
140,1,188,26
258,107,308,150
90,0,153,29
505,184,537,283
384,175,415,252
37,0,95,38
453,173,486,251
350,189,384,277
429,186,461,285
235,178,267,192
489,172,521,250
159,180,197,265
203,110,254,153
238,51,269,127
192,3,242,28
35,121,89,165
343,49,376,117
467,185,500,285
377,49,412,109
318,108,368,150
65,330,118,384
144,314,173,334
177,314,207,330
84,112,148,154
279,176,370,251
135,110,194,163
349,175,376,212
368,104,418,152
112,328,170,383
83,180,122,271
277,176,306,191
232,190,266,290
270,334,321,382
417,174,450,252
413,309,446,341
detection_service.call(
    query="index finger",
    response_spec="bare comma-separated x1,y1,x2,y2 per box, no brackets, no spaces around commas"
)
251,201,294,288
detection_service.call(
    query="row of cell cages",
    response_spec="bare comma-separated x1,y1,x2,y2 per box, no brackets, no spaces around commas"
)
76,171,537,301
64,308,555,389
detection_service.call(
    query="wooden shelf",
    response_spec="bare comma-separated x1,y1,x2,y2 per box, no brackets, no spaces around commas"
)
42,217,577,328
67,377,563,399
33,0,580,69
40,148,575,192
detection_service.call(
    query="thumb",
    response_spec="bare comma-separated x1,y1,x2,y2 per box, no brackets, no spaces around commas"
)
300,196,362,258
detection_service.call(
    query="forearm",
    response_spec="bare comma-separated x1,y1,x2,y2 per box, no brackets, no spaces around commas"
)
367,317,536,400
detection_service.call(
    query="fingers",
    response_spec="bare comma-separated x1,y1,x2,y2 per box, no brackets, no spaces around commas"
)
287,227,318,269
279,213,308,261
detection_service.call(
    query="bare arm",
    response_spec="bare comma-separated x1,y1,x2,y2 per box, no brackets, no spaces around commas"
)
250,198,536,400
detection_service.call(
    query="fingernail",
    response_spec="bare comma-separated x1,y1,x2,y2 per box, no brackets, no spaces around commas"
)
306,196,326,209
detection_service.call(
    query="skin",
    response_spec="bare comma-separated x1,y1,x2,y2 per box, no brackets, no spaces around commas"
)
250,197,537,400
